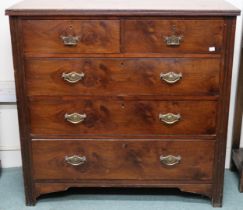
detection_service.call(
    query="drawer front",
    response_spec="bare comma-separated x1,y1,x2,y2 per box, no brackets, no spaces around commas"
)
32,139,214,181
22,20,120,54
124,20,224,53
26,58,220,96
30,99,216,136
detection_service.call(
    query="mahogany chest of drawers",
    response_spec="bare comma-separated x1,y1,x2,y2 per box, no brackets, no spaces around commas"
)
6,0,240,207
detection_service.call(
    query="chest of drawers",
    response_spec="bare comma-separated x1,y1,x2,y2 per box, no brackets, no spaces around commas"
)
6,0,240,207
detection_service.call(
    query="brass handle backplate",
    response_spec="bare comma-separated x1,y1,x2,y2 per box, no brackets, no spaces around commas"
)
65,155,86,166
160,155,181,166
62,72,85,83
164,35,183,46
65,113,87,124
159,113,181,125
61,35,80,46
160,72,182,84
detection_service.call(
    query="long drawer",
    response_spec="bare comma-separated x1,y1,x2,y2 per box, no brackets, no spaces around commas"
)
22,20,120,54
29,99,217,136
26,58,220,96
124,19,224,54
32,139,214,181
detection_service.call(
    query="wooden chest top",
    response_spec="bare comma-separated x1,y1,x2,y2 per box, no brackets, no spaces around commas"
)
6,0,240,16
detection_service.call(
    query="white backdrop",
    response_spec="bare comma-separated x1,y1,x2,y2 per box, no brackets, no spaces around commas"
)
0,0,242,168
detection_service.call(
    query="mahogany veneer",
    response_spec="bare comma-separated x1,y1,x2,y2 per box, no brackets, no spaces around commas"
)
6,0,240,207
30,100,217,136
22,20,120,54
124,19,224,53
25,58,220,96
32,140,215,181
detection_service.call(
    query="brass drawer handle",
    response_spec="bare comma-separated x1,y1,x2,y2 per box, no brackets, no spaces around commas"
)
65,113,87,124
65,155,86,166
60,35,80,46
160,155,181,166
164,25,183,46
164,35,183,46
159,113,181,125
62,72,85,83
160,72,182,84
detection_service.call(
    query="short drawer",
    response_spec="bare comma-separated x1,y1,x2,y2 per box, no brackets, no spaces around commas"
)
30,99,217,136
124,19,224,53
32,139,214,181
26,58,220,96
22,20,120,54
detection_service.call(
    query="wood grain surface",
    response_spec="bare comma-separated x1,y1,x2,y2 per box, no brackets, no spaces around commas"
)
32,139,215,181
29,99,217,136
22,20,120,54
25,58,220,96
124,19,224,54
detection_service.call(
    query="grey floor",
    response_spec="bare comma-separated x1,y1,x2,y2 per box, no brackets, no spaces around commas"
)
0,168,243,210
